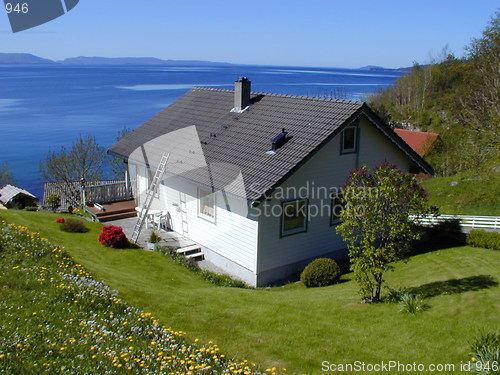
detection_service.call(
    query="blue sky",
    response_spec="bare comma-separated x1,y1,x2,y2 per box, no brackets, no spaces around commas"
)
0,0,498,68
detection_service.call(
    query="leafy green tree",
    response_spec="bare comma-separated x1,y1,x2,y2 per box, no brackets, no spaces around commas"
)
109,127,131,179
368,11,499,176
40,136,106,207
0,163,16,187
460,11,500,160
336,162,435,302
46,194,61,212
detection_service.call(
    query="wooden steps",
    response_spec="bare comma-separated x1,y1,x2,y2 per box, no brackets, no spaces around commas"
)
97,211,138,222
84,200,137,222
176,244,204,260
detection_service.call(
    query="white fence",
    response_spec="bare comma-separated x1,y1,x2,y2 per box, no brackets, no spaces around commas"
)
43,180,132,210
410,214,500,230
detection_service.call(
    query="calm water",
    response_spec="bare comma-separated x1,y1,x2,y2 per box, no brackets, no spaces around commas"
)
0,64,405,198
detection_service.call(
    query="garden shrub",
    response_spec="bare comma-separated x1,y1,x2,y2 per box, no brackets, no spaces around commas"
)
46,194,61,212
184,256,200,272
156,246,247,288
60,218,89,233
300,258,341,287
148,231,161,244
469,331,500,374
471,331,500,353
468,230,500,250
398,292,428,314
200,270,247,288
98,225,128,248
384,286,408,303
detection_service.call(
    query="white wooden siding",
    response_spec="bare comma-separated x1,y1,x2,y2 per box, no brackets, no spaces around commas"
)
256,116,413,273
132,115,418,280
357,118,409,169
136,168,258,272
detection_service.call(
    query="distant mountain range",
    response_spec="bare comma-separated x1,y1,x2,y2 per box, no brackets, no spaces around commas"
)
60,56,233,66
0,53,232,66
0,53,54,64
0,52,412,71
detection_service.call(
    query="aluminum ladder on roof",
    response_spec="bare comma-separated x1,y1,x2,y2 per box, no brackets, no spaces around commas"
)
131,152,169,243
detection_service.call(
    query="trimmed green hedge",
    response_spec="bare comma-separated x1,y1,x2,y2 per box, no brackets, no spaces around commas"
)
301,258,341,287
467,230,500,250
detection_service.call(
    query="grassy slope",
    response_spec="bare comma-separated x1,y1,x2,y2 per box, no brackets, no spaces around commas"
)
2,210,499,374
1,219,254,374
421,170,500,216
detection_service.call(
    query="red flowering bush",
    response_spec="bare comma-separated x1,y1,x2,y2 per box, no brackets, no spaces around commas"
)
98,225,129,249
56,218,65,223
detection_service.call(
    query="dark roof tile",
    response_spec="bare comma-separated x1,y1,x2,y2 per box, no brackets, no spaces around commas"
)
109,87,431,201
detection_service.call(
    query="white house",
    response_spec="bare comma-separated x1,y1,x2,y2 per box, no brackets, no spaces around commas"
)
109,78,433,286
0,184,37,209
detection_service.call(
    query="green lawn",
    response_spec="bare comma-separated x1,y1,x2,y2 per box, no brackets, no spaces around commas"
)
2,210,499,374
421,171,500,216
0,215,265,374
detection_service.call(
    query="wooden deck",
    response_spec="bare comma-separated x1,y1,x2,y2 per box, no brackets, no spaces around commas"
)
84,200,137,222
44,180,131,211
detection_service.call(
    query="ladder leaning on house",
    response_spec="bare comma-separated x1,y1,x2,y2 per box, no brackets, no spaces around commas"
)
131,152,169,243
179,191,189,238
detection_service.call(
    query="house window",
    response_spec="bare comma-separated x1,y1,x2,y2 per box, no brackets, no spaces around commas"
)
341,125,357,153
281,199,308,237
198,188,216,221
330,192,344,225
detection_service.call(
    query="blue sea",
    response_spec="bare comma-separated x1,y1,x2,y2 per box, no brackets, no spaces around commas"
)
0,64,405,198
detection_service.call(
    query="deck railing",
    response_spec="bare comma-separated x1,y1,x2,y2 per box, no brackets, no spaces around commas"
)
44,180,133,210
83,181,133,204
410,214,500,230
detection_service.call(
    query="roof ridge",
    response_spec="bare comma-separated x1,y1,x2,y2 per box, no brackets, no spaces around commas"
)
191,86,364,105
394,128,439,136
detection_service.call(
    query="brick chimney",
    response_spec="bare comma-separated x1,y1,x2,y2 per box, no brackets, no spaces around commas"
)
233,77,251,112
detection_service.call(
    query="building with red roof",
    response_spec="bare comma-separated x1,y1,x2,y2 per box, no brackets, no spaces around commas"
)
394,128,439,157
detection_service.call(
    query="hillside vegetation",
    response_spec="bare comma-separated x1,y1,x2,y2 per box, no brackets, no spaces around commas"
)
421,167,500,215
0,215,273,375
369,12,499,178
1,210,499,374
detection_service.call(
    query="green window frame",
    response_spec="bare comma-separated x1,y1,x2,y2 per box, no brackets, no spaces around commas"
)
280,199,308,237
340,125,358,154
330,192,344,226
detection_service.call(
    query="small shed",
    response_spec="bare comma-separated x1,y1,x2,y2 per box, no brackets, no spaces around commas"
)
0,184,38,209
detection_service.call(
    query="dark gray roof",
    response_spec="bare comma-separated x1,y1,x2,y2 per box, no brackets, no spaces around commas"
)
0,184,36,204
109,87,433,201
